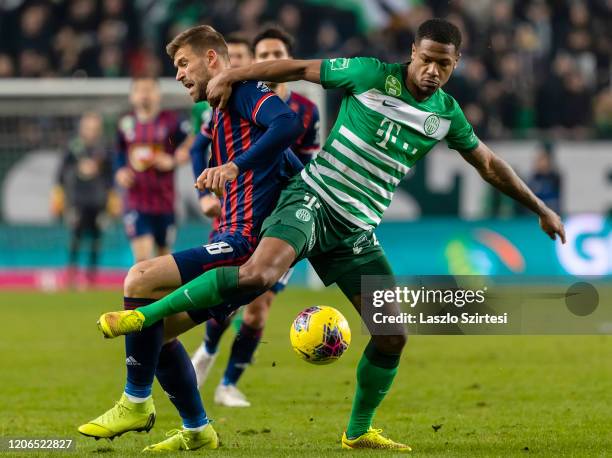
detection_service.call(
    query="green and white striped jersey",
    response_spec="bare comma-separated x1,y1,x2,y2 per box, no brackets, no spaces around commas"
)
301,57,479,231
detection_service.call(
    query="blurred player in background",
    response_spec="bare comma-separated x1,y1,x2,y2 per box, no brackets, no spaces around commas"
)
190,26,321,408
115,77,188,262
52,112,115,288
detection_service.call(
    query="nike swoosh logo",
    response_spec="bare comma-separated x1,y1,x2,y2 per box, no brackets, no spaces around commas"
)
382,100,398,107
184,289,195,305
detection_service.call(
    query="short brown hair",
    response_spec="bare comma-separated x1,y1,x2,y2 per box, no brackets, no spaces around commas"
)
166,25,228,60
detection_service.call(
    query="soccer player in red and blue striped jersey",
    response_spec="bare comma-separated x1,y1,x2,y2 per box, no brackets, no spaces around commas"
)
190,27,321,408
115,77,188,262
79,26,304,451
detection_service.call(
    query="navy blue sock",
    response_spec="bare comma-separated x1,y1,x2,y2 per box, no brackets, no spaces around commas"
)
124,297,163,398
222,323,262,386
204,317,231,354
157,339,208,428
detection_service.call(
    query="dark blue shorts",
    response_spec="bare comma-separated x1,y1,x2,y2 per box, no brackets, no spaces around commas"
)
172,232,259,324
124,210,176,248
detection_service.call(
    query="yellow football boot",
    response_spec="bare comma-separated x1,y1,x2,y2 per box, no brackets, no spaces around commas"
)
97,310,145,338
342,428,411,451
142,424,219,452
78,394,155,440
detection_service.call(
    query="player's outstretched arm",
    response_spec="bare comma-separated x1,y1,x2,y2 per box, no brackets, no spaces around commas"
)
460,141,566,243
207,59,322,109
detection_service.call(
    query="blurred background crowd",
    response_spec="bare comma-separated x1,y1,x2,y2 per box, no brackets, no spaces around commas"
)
0,0,610,140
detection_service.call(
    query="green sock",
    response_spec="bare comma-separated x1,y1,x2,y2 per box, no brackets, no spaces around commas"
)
138,266,240,327
346,340,400,439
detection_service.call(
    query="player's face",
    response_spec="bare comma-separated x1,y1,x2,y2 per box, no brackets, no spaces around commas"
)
130,79,161,113
227,43,252,68
174,45,214,102
254,38,290,89
409,39,459,97
79,114,103,145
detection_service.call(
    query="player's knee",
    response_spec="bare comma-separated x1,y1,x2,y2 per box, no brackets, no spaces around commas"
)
239,264,279,292
124,260,155,297
372,332,407,354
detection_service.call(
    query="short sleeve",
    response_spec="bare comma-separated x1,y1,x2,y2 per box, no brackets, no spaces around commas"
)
445,99,479,153
320,57,385,94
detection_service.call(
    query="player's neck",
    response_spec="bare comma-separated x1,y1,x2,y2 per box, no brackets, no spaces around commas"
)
135,108,159,122
274,83,289,101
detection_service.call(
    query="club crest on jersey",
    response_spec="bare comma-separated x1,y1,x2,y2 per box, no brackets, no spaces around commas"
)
295,209,311,222
120,115,136,141
424,114,441,136
329,58,349,70
385,75,401,96
256,81,271,93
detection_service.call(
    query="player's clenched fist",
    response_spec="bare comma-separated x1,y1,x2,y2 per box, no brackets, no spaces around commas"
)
196,162,240,197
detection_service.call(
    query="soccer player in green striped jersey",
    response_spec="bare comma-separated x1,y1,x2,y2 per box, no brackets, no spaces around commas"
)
98,19,565,451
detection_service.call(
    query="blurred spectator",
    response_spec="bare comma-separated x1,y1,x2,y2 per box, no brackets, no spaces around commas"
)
527,142,562,214
593,89,612,138
0,53,15,77
0,0,609,139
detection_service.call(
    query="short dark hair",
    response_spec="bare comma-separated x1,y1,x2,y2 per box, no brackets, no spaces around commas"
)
416,18,462,51
225,32,253,53
252,26,294,55
166,25,228,60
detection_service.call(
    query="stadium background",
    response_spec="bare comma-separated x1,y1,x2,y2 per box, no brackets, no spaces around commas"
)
0,0,610,285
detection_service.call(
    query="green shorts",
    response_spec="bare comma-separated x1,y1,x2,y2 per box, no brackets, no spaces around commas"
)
260,175,390,286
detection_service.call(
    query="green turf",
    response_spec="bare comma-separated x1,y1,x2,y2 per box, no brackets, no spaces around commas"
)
1,288,611,457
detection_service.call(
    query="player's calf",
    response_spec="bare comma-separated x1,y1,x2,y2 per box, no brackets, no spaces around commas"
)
242,290,274,329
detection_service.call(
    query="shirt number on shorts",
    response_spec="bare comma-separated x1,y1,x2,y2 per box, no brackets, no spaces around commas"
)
204,242,234,255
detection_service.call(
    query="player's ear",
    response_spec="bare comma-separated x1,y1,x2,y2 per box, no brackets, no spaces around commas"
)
411,43,416,60
206,49,217,67
454,50,461,69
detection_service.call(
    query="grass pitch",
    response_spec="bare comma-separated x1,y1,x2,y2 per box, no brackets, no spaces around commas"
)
1,288,611,457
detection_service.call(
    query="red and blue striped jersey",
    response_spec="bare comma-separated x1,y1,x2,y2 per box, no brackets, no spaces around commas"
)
287,91,320,163
116,110,187,214
209,81,303,241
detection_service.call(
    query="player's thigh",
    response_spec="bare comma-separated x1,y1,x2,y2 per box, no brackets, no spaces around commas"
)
163,312,198,342
243,290,275,329
238,237,297,290
124,254,182,299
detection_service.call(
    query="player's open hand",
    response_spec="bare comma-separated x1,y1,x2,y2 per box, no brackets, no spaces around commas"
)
115,167,135,188
206,71,233,109
539,208,566,244
196,162,240,197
